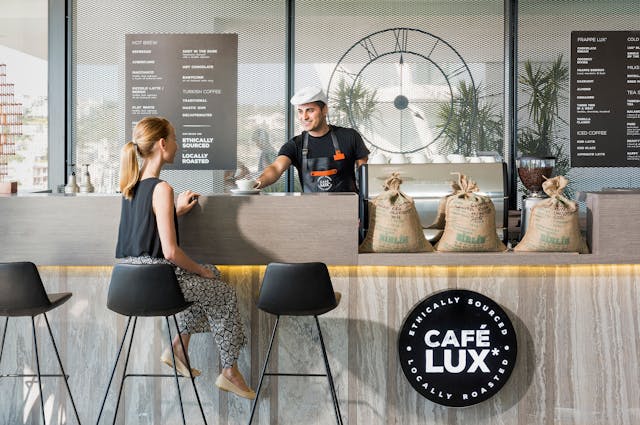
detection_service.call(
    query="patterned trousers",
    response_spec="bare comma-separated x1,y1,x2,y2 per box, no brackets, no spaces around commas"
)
120,256,246,368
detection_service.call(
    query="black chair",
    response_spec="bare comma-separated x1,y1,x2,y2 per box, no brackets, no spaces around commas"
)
0,261,81,425
248,262,343,425
96,263,207,425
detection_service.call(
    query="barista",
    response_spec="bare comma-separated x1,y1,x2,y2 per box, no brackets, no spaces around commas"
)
255,86,369,192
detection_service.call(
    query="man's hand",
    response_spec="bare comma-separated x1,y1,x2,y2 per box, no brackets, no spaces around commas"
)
256,155,292,189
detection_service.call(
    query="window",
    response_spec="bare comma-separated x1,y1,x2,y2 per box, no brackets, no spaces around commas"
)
0,0,48,192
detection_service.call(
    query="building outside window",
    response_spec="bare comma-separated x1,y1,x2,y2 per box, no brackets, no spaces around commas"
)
0,0,48,192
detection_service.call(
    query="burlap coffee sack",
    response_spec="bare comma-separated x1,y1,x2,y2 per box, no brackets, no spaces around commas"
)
359,172,433,253
426,180,462,230
435,173,505,252
514,176,589,253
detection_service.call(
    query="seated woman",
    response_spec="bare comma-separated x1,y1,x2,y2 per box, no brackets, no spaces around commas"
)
115,116,255,399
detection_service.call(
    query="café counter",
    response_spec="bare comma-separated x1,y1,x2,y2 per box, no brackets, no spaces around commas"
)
0,192,639,425
1,191,638,266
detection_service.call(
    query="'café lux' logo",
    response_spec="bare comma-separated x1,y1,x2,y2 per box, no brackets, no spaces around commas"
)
398,289,517,407
317,175,333,191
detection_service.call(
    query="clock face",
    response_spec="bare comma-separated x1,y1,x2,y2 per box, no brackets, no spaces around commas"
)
327,28,475,154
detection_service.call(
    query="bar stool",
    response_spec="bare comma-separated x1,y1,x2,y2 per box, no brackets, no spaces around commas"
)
0,261,81,425
248,262,343,425
96,263,207,425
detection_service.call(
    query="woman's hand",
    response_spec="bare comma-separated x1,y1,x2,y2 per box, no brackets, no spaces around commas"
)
199,265,215,279
176,190,200,216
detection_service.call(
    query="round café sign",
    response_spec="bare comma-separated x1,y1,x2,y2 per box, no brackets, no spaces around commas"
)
398,289,517,407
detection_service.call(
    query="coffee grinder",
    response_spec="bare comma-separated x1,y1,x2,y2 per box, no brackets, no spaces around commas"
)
517,156,555,239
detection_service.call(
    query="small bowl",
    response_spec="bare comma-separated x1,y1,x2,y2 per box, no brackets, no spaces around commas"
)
409,153,429,164
369,153,388,164
431,154,449,163
447,154,466,163
389,153,408,164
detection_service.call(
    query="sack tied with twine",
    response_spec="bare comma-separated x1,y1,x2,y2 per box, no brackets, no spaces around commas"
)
359,172,433,253
514,175,589,253
435,173,505,252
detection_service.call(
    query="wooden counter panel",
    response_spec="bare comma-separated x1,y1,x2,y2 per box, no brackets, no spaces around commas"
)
0,196,120,265
0,194,359,265
179,194,359,265
1,192,638,266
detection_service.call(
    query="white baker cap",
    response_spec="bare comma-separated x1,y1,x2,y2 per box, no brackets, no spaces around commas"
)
290,86,328,106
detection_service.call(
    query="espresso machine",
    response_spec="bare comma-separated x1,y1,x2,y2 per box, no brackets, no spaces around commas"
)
358,162,508,243
516,156,555,238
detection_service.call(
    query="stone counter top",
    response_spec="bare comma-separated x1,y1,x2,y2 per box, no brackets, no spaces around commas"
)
1,192,638,266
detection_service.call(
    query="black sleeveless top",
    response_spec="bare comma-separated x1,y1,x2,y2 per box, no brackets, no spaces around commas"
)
115,178,179,258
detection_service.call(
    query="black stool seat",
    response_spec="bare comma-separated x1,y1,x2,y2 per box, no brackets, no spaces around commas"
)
97,263,207,425
0,261,72,317
249,262,343,425
107,263,192,316
257,262,338,316
0,261,80,425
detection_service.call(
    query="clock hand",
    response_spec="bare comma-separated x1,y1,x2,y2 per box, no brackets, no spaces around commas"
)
408,105,424,120
399,53,404,96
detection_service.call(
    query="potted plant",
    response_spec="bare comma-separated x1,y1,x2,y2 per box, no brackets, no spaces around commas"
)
517,54,570,180
437,80,503,157
329,77,378,130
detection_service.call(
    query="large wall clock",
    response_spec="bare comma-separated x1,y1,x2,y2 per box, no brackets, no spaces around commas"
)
327,27,476,154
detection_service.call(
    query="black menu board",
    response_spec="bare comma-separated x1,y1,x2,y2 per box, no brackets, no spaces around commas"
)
571,31,640,167
125,33,238,170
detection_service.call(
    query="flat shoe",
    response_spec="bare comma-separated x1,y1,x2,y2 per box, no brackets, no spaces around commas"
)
215,374,256,399
160,348,201,378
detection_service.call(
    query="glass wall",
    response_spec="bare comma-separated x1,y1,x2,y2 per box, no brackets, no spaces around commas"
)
518,0,640,200
295,0,505,171
0,0,48,192
72,0,287,194
69,0,640,198
72,0,504,194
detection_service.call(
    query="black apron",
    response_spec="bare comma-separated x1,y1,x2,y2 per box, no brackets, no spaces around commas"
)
301,129,356,192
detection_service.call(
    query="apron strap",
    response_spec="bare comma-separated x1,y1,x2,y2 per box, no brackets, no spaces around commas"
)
302,127,341,173
302,131,309,181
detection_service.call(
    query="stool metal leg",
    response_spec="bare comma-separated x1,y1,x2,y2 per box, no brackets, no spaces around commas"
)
32,316,47,425
96,316,132,425
111,316,138,425
0,317,8,368
315,316,343,425
164,316,186,425
171,315,208,425
248,315,280,425
43,313,81,425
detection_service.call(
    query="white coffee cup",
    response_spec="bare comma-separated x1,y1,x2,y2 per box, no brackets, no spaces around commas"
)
236,179,257,190
389,153,408,164
431,154,449,163
447,154,467,163
369,152,388,164
479,155,496,163
409,153,429,164
467,156,482,163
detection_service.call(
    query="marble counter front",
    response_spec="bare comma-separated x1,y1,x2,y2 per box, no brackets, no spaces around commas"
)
0,264,638,425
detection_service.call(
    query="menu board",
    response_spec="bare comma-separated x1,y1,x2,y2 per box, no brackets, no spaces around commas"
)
125,33,238,170
571,31,640,167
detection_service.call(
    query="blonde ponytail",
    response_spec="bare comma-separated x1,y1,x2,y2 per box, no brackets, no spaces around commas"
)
119,116,171,200
119,141,139,200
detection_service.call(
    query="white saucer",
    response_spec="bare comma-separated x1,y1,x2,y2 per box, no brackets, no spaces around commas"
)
230,188,261,195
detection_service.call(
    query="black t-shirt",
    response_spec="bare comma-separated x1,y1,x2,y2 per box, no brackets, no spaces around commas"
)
115,178,179,259
277,126,369,188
